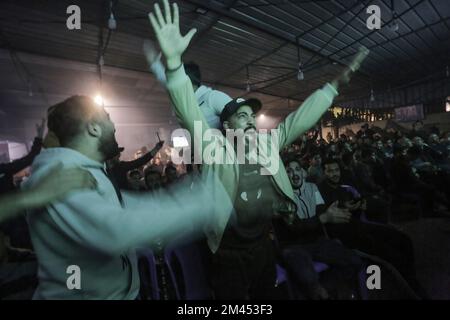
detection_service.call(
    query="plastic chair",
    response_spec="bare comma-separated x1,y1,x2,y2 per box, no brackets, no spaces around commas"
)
276,261,330,299
136,248,160,300
164,241,213,300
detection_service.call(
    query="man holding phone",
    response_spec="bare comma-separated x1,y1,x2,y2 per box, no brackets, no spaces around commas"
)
318,158,425,297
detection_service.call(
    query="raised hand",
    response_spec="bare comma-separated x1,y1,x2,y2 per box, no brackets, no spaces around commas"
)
143,39,161,65
148,0,197,69
151,140,165,157
331,46,370,90
155,140,165,150
349,46,370,72
320,201,352,224
36,118,46,140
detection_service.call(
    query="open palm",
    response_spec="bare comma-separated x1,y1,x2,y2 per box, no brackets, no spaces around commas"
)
148,0,197,68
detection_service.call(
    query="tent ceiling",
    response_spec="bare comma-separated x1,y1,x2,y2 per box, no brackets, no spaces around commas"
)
0,0,449,115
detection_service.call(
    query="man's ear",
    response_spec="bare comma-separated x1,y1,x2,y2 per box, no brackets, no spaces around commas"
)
222,121,230,130
87,122,102,138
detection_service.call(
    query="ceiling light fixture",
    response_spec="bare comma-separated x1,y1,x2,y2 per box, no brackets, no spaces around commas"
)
296,37,305,81
94,94,104,106
389,0,399,32
108,1,117,30
246,66,251,92
195,7,208,15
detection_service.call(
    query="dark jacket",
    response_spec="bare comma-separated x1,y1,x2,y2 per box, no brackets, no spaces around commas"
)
0,138,42,194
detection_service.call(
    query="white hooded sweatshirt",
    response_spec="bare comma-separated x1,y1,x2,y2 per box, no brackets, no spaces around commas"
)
23,147,232,299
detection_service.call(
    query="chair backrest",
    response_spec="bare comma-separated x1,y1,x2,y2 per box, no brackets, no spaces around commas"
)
136,248,160,300
164,241,213,300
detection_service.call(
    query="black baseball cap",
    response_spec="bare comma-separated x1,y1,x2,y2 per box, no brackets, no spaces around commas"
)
219,98,262,123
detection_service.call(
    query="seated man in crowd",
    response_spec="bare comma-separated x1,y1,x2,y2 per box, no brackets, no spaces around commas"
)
307,154,325,184
317,158,425,297
352,148,391,223
273,157,363,300
144,165,164,191
427,133,449,166
127,169,146,191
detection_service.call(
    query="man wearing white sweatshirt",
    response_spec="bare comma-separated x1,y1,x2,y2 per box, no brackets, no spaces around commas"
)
144,41,232,129
23,95,233,299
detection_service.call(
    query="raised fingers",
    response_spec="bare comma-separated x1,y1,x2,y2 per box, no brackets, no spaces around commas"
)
173,2,179,28
154,2,166,28
163,0,172,24
183,28,198,46
149,13,161,36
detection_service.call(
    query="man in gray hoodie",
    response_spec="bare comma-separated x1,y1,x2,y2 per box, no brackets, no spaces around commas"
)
23,95,233,299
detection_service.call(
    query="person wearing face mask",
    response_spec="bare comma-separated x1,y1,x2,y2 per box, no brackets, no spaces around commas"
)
272,157,363,300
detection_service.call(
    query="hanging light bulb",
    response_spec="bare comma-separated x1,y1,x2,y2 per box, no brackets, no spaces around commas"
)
108,1,117,30
297,62,304,81
94,94,104,106
390,9,399,32
246,65,251,92
108,13,117,30
296,38,304,81
390,18,399,32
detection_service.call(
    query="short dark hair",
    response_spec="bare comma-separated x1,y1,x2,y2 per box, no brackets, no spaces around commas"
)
283,155,305,172
129,170,141,178
47,95,103,146
165,164,177,174
185,62,201,87
322,157,340,170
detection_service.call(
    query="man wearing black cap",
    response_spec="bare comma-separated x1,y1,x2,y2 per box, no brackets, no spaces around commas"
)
148,0,369,299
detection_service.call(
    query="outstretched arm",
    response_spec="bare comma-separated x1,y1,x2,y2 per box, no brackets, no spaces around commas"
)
277,47,370,149
148,0,212,159
117,141,164,172
1,165,96,224
143,39,167,85
0,119,46,176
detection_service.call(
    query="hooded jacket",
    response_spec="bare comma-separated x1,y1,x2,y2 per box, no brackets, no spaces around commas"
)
165,65,338,253
23,147,232,299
